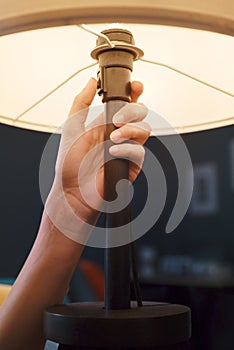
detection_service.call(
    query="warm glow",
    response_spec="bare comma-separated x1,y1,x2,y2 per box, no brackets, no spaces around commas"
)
0,24,233,134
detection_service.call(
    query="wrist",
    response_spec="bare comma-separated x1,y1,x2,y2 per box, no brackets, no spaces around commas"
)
44,183,100,246
37,211,84,265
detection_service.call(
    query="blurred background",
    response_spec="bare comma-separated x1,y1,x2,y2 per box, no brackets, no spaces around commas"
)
0,122,234,349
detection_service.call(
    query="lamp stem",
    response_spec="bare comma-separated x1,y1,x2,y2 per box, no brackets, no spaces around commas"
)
91,27,143,310
104,101,131,310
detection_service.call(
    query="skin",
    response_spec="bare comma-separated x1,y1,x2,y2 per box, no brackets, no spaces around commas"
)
0,78,150,350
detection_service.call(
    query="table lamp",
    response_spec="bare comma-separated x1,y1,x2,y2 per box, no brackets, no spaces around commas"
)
0,1,233,349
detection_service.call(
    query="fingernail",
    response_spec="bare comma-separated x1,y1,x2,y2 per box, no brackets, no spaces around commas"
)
113,114,124,124
110,130,121,141
109,145,119,155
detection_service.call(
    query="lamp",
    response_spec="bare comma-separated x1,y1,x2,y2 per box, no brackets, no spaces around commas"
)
0,1,233,349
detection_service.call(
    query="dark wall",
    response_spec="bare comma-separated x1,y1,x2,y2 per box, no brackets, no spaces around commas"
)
0,124,49,276
135,125,234,266
0,123,234,278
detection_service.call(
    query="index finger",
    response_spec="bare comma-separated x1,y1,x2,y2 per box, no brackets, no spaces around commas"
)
68,78,97,117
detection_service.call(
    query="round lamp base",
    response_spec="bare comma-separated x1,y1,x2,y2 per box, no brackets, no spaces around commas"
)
44,301,191,349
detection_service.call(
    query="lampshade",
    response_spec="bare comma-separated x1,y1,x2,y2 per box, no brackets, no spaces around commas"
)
0,0,233,134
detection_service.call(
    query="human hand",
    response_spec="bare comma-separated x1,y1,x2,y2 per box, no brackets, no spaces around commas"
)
45,78,150,242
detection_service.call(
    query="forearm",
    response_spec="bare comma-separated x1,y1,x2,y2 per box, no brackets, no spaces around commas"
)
0,211,84,350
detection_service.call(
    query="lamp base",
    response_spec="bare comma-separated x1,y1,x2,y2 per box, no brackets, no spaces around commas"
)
44,301,191,349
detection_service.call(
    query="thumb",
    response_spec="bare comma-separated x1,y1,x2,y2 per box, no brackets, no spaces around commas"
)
69,78,97,117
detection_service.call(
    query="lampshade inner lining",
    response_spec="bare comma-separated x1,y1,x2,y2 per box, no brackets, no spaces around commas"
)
0,23,233,134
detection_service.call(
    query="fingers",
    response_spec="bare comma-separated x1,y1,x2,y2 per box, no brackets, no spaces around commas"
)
109,143,145,167
69,79,142,119
112,103,148,126
131,81,144,102
68,78,97,117
68,79,142,121
110,91,150,147
61,78,97,139
110,121,151,145
112,81,145,125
